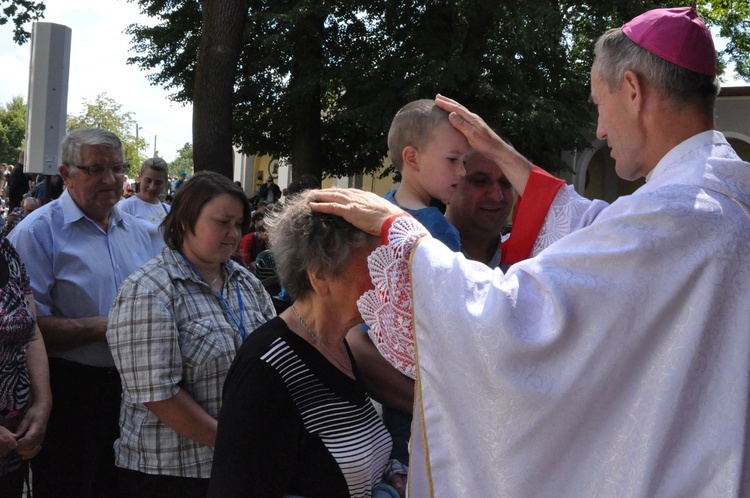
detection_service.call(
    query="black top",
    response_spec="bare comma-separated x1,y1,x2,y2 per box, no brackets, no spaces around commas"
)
7,164,30,211
256,182,281,203
209,317,392,497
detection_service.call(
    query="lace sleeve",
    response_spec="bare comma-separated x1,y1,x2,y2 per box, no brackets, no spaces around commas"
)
357,216,428,379
531,184,606,256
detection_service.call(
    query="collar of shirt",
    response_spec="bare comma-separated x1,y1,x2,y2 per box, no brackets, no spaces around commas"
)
163,247,239,287
646,130,724,183
60,189,129,230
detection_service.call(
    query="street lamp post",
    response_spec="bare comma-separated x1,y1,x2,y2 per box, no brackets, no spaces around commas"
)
135,123,143,156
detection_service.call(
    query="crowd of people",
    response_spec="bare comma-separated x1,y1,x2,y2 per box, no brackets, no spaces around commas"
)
1,6,749,498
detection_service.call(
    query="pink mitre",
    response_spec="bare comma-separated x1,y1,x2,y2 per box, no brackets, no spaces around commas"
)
622,6,717,76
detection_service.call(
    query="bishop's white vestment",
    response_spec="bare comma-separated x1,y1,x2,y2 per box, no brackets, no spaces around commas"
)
359,131,750,497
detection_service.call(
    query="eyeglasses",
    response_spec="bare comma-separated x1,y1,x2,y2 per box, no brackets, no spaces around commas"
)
71,163,130,177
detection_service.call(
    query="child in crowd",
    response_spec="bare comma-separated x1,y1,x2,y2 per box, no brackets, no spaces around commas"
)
384,98,469,250
374,99,469,467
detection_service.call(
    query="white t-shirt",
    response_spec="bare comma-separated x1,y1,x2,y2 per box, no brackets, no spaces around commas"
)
118,195,170,225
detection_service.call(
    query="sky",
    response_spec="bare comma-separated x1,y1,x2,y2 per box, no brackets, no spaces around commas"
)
0,0,193,162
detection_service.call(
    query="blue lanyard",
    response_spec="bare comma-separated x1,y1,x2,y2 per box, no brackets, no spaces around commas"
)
180,253,248,342
217,281,248,342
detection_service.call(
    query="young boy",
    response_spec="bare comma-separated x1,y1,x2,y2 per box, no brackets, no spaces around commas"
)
374,99,469,468
384,99,469,250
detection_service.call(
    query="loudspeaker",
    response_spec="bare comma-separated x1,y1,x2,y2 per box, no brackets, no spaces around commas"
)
24,22,72,175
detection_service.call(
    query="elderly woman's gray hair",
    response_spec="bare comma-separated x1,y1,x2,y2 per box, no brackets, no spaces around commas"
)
264,190,377,300
22,197,40,212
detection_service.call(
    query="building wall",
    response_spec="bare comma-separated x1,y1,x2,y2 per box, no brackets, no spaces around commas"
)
348,161,396,197
232,151,289,198
717,87,750,164
233,149,395,199
716,91,750,148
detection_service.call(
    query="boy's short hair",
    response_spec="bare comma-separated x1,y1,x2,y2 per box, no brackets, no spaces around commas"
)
387,99,451,171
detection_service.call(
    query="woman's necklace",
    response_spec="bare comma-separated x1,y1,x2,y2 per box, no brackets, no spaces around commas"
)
208,272,221,287
291,304,352,372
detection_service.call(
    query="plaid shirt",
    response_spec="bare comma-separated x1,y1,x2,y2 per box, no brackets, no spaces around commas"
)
107,247,276,478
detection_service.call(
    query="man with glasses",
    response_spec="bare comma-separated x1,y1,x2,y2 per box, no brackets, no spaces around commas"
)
9,128,161,497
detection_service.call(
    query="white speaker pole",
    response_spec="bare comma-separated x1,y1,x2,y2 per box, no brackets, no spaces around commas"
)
25,22,72,175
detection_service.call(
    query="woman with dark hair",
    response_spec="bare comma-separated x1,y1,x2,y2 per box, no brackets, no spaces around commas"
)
209,190,406,498
0,236,51,497
107,171,276,497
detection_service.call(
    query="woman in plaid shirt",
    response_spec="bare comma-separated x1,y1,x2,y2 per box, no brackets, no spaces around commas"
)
107,171,276,497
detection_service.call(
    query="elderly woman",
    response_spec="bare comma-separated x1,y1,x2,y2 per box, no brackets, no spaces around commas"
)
209,190,405,498
0,197,40,238
0,236,51,497
107,171,276,497
117,157,170,225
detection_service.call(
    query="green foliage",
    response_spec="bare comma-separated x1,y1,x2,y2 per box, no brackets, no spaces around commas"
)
125,0,202,104
168,142,193,177
66,93,149,169
126,0,750,179
1,0,46,44
0,95,27,164
698,0,750,79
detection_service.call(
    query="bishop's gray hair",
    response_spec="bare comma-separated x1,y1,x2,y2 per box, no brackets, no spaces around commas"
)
593,27,719,113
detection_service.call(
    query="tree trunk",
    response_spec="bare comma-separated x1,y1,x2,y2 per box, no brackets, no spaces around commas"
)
288,9,325,184
193,0,248,178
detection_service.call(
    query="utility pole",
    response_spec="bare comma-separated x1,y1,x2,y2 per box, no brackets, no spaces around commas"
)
153,135,157,157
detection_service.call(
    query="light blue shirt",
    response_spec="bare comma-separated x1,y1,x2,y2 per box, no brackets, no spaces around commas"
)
8,190,161,367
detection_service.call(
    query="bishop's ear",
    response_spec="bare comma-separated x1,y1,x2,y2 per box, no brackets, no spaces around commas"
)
622,70,644,112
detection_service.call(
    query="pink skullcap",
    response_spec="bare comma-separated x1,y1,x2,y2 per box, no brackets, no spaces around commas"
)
622,7,717,76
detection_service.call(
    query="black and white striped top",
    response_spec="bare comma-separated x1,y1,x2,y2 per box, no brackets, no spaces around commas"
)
210,317,393,497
